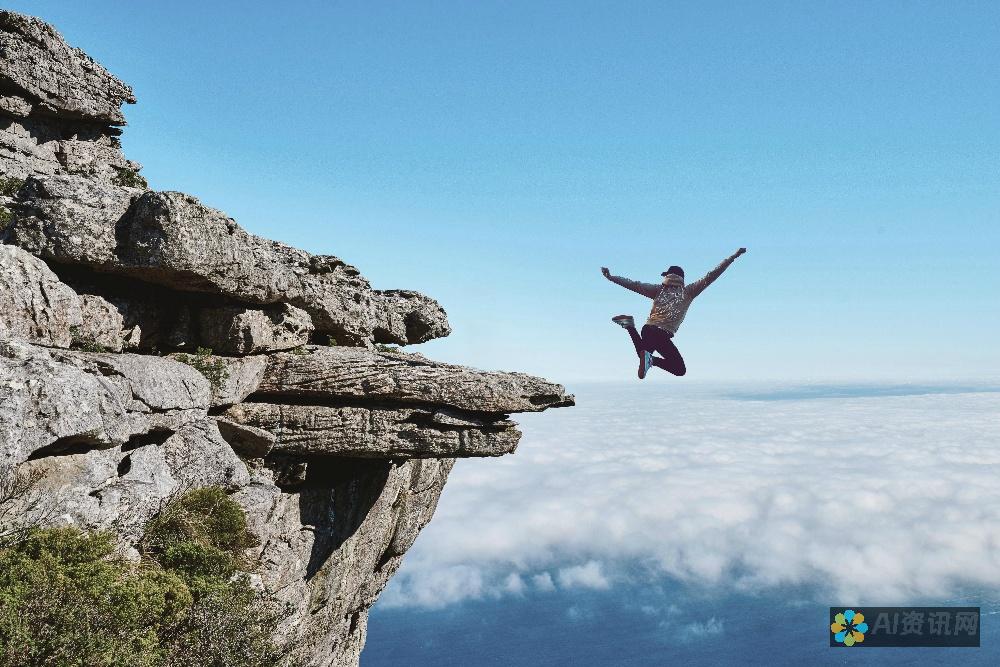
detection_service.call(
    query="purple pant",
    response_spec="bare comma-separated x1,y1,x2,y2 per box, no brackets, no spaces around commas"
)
625,324,686,376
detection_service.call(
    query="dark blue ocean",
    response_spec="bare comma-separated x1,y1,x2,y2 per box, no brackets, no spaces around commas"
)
364,582,1000,666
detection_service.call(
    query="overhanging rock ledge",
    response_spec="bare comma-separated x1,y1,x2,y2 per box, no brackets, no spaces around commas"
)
0,11,574,667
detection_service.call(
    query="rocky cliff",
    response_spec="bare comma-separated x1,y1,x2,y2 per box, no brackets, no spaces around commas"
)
0,11,573,666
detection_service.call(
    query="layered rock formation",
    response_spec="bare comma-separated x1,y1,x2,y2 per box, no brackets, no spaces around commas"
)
0,12,573,667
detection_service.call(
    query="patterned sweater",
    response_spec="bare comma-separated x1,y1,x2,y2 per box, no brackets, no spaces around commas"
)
607,255,737,334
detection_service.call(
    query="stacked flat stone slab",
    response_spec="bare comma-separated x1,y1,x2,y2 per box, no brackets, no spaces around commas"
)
0,11,574,667
0,11,137,182
255,346,577,411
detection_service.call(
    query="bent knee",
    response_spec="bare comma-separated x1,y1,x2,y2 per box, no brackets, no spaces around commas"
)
674,366,687,377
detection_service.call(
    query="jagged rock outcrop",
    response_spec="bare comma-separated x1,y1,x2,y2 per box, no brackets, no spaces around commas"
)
370,289,452,345
4,173,141,265
0,11,574,667
4,175,451,347
0,12,138,182
0,11,133,123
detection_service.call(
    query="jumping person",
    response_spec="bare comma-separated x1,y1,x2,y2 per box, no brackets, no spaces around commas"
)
602,248,746,379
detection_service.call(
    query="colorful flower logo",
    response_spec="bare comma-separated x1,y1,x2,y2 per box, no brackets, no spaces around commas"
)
831,609,868,646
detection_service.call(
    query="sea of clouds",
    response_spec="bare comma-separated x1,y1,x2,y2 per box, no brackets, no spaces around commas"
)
379,381,1000,610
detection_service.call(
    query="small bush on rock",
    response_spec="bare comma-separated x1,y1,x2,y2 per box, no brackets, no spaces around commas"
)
0,487,294,667
111,166,148,189
69,325,111,353
0,177,23,197
142,486,258,571
174,347,229,391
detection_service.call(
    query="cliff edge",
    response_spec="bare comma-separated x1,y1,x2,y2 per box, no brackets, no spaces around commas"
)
0,11,573,666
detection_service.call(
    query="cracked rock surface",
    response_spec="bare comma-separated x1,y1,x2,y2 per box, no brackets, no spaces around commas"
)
0,10,574,667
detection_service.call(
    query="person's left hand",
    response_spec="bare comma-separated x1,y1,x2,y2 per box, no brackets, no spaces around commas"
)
736,247,747,256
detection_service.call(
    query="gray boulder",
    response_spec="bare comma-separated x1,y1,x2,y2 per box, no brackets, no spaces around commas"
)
204,355,269,408
75,294,126,352
214,416,276,457
56,350,211,413
120,190,313,300
371,289,451,344
120,191,380,344
3,173,141,268
198,302,314,355
0,244,82,347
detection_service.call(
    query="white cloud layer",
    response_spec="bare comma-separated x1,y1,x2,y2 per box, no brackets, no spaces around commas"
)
380,384,1000,609
556,561,610,590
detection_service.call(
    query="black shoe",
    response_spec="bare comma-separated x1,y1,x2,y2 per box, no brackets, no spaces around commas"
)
612,315,635,329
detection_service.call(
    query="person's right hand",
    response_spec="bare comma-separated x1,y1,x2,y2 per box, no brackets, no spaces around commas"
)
601,267,611,278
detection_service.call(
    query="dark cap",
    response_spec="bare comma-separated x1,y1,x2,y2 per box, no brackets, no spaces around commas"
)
661,265,684,278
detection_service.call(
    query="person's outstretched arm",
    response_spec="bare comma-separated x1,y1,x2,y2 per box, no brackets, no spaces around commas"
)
601,267,660,299
686,248,746,299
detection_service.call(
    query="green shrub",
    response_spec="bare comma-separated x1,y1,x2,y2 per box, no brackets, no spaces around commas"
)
158,582,288,667
142,486,258,568
0,177,23,197
111,166,148,189
0,487,294,667
174,347,229,391
0,178,24,232
158,541,236,588
375,343,406,354
69,325,111,353
0,527,192,666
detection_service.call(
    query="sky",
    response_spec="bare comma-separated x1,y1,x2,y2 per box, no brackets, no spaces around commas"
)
5,0,998,383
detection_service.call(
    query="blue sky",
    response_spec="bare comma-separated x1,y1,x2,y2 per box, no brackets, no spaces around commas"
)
11,0,999,382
